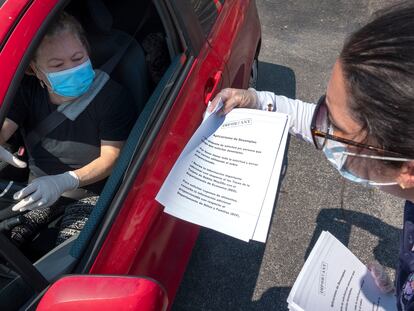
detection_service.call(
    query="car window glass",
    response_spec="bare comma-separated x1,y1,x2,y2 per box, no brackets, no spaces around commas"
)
0,0,5,7
190,0,222,37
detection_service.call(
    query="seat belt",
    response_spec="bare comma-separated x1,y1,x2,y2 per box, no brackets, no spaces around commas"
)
24,70,109,149
24,0,155,150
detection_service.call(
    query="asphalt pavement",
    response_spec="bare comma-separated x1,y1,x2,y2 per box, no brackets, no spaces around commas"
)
172,1,404,310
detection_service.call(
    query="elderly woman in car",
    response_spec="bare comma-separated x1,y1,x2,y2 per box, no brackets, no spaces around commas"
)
0,12,136,245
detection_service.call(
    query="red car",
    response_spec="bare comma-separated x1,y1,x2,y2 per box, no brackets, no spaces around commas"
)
0,0,261,310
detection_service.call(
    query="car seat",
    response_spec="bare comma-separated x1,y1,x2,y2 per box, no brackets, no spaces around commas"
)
85,0,149,114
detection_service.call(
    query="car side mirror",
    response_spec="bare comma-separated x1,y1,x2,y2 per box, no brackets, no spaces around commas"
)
36,275,168,311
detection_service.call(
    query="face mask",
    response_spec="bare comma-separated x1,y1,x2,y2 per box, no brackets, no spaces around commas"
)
322,138,398,187
43,59,95,98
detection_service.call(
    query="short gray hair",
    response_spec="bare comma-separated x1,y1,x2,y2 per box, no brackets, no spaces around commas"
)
34,12,90,60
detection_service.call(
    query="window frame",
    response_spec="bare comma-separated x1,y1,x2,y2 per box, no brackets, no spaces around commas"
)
0,1,201,307
0,0,69,128
152,0,183,59
166,0,205,56
190,0,220,38
0,0,192,305
0,1,69,306
74,0,197,273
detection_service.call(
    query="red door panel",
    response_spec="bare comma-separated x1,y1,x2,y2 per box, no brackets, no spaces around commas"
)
90,35,227,307
0,0,58,108
208,0,261,89
90,0,261,307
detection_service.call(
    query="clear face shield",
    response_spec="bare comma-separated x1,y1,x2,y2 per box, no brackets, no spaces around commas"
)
322,133,409,187
311,95,411,187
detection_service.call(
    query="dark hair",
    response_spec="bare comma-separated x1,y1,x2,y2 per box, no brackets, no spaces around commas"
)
34,12,90,61
340,1,414,166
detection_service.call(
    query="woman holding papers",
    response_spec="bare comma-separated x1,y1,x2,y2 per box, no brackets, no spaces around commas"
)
209,2,414,311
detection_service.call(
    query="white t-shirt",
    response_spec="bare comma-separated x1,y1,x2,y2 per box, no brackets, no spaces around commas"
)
254,89,316,144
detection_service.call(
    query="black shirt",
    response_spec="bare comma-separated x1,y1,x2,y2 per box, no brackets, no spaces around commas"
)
397,201,414,311
7,75,136,194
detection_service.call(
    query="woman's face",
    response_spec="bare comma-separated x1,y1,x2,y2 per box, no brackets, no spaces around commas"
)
30,30,89,98
325,60,414,201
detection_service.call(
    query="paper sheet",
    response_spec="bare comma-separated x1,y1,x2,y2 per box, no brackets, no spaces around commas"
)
287,231,396,311
156,100,290,241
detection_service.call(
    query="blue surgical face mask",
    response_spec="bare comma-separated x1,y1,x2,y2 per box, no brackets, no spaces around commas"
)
43,59,95,98
322,137,398,187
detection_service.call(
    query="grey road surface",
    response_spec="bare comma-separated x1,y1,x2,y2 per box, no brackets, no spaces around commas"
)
172,1,404,310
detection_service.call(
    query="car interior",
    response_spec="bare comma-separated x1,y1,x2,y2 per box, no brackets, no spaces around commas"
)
0,0,185,308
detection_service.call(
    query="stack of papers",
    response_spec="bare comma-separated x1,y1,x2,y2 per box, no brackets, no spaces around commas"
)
288,231,396,311
156,100,290,242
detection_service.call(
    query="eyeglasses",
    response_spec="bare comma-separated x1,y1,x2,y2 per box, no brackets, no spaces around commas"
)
310,95,414,186
310,95,411,160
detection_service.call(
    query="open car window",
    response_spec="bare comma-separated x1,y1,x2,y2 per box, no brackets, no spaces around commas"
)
0,0,192,308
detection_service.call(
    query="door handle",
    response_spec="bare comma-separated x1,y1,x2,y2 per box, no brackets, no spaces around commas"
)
204,71,222,105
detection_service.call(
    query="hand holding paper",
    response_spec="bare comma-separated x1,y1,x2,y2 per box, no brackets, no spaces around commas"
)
208,88,259,115
156,98,289,242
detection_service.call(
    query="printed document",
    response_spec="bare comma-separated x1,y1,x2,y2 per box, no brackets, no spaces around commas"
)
156,100,290,242
287,231,396,311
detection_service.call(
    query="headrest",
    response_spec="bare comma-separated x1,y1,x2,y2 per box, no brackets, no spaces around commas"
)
86,0,113,34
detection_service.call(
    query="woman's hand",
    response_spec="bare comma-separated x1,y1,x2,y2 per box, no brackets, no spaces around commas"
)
367,261,395,293
208,88,259,116
12,171,79,212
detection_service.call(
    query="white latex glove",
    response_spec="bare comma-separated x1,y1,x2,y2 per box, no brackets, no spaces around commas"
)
367,261,395,293
12,171,79,212
0,145,26,168
207,88,259,115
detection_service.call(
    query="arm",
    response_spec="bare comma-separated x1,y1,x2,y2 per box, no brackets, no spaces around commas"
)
254,90,316,144
76,83,134,186
12,140,124,212
10,141,125,212
0,118,19,145
209,88,316,144
12,81,135,211
73,140,124,187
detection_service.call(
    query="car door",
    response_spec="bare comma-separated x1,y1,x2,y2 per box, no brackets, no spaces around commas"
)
22,1,261,310
85,0,262,303
86,0,229,303
208,0,261,89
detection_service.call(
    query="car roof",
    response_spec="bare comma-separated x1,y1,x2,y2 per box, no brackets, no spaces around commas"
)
0,0,31,47
0,0,60,112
